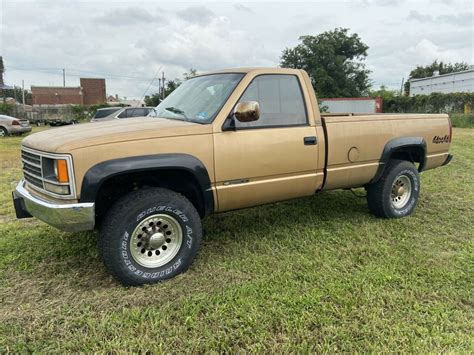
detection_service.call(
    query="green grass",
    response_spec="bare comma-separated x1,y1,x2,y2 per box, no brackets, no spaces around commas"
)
0,127,473,352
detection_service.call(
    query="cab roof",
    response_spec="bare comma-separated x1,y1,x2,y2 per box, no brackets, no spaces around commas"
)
197,67,302,76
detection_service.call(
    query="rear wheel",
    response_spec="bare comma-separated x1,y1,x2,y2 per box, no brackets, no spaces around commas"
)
99,187,202,286
366,159,420,218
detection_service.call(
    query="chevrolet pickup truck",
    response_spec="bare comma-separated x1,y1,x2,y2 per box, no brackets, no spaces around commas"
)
12,68,453,286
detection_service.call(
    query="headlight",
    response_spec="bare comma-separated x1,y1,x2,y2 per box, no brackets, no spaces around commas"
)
44,181,70,195
41,157,72,195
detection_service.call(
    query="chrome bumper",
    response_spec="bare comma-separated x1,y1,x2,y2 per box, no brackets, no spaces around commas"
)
13,179,95,232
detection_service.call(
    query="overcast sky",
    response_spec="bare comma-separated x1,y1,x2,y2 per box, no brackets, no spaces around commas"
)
1,0,473,98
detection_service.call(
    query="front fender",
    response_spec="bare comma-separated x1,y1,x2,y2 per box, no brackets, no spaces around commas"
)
80,153,214,216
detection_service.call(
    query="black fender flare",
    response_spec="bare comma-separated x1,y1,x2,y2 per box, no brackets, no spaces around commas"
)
371,137,427,184
80,153,214,217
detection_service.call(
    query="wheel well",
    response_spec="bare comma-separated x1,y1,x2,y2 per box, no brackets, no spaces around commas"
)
94,169,206,227
389,146,425,170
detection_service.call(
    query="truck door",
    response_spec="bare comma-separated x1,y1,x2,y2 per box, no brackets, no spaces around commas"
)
214,74,320,211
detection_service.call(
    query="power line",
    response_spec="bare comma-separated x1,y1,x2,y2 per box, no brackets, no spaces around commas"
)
7,65,155,81
135,66,163,108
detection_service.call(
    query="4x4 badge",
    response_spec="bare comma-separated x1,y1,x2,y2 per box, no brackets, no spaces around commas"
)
433,135,450,144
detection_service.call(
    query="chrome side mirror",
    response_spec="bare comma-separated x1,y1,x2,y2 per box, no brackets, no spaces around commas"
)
234,101,260,123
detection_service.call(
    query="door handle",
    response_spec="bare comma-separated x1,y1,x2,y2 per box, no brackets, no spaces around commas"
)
304,136,317,145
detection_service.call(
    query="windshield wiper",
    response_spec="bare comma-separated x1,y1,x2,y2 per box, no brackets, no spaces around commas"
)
165,107,187,118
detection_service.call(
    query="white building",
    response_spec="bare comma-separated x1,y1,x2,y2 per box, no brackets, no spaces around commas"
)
409,67,474,96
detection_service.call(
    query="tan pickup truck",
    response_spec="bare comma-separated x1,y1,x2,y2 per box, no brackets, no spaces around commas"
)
13,68,453,286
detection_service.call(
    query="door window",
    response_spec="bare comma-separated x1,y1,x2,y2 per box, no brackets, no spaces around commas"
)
235,75,307,128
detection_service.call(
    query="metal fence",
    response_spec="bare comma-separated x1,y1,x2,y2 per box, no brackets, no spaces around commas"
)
9,105,76,124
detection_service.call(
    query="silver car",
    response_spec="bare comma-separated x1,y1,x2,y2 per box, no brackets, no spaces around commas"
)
0,114,32,137
90,107,154,122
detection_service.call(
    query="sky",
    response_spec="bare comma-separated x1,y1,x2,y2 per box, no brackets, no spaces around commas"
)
1,0,473,98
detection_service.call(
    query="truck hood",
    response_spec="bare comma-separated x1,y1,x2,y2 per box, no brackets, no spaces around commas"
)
22,117,212,152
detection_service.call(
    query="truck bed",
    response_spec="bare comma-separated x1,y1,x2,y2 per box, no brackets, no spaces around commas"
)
320,113,451,190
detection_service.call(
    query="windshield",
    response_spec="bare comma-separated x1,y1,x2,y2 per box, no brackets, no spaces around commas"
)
94,107,121,119
151,73,244,124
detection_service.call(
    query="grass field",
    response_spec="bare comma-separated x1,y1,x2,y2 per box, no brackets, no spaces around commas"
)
0,127,473,352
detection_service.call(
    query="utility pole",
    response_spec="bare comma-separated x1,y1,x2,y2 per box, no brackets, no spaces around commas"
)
22,80,25,105
400,77,405,96
161,72,165,100
0,56,5,104
63,68,66,87
158,78,161,99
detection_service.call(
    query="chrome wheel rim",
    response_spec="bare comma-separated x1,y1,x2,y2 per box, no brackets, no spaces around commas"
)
391,175,412,209
0,129,5,137
130,214,183,268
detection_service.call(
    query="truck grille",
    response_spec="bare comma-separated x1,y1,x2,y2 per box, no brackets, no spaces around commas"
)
21,149,44,189
21,147,75,199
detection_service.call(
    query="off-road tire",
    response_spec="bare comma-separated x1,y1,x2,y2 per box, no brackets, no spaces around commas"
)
99,187,202,286
366,159,420,218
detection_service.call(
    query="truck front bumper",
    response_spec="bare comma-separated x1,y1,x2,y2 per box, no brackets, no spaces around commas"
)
12,180,95,232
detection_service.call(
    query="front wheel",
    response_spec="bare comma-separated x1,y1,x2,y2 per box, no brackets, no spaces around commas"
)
366,159,420,218
99,188,202,286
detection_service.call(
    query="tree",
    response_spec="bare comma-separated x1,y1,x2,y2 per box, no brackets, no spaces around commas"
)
404,60,470,95
369,85,399,102
3,87,32,104
0,56,4,87
145,79,183,106
145,69,198,106
280,28,371,98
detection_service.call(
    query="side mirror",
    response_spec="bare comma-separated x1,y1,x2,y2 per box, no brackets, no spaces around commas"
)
234,101,260,123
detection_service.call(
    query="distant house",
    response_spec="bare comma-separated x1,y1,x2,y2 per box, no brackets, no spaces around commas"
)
107,94,120,103
409,67,474,96
107,95,145,107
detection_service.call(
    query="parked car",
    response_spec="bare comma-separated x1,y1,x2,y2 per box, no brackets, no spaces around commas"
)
90,107,122,122
0,114,32,137
48,118,79,127
90,107,153,122
13,67,453,286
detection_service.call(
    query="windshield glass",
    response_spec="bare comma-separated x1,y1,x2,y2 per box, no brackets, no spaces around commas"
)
151,73,244,124
94,107,121,119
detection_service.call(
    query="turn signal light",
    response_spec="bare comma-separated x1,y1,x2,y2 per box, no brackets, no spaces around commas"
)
56,159,69,183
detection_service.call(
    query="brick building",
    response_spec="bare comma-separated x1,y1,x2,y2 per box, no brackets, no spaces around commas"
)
31,86,84,105
80,78,106,105
31,78,106,106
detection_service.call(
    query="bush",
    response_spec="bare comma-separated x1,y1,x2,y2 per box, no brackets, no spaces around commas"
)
450,114,474,128
383,92,474,114
0,102,15,115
